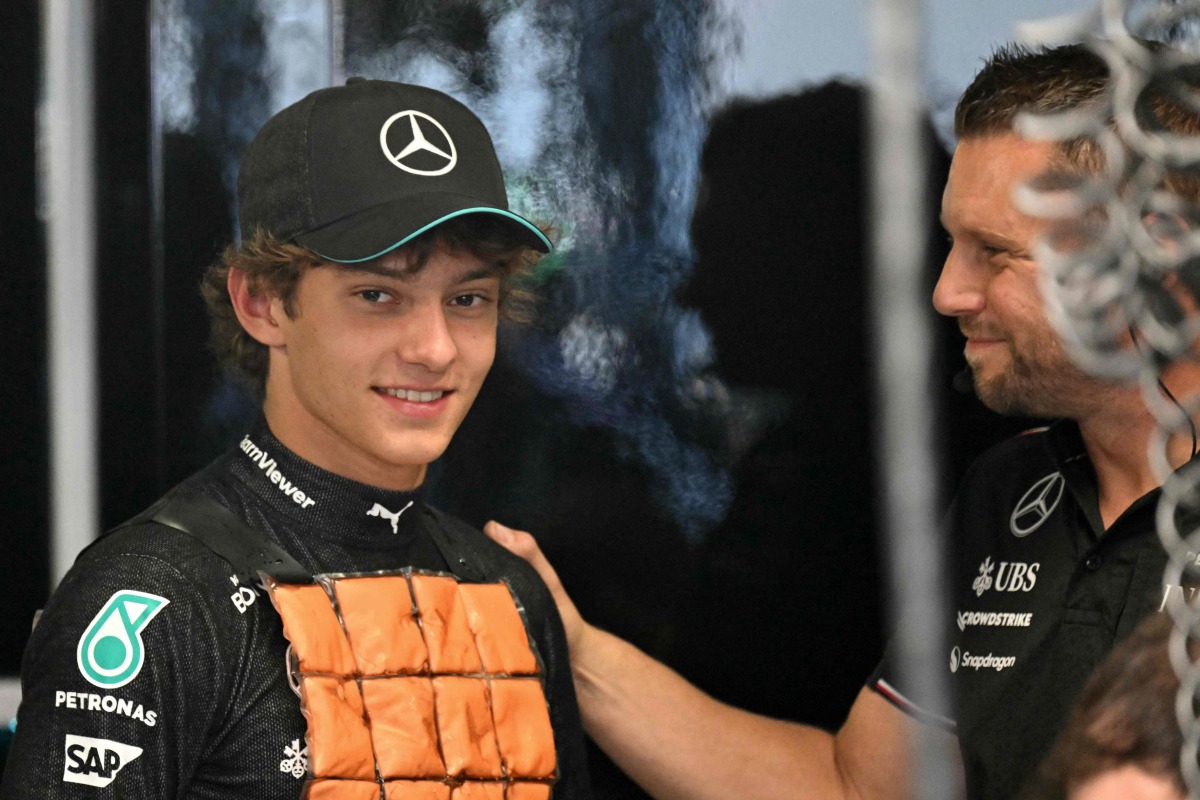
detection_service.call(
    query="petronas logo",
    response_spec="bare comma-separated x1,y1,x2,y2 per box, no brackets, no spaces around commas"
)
76,591,169,689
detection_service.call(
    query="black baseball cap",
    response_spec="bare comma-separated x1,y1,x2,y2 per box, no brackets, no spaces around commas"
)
237,78,551,262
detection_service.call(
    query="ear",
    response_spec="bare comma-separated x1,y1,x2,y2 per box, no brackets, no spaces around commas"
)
228,268,287,347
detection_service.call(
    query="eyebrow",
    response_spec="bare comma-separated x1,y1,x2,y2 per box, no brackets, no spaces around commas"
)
940,216,1024,250
452,265,503,284
974,228,1024,249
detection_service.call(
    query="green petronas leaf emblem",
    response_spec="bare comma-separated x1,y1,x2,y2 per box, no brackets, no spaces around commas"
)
76,591,169,689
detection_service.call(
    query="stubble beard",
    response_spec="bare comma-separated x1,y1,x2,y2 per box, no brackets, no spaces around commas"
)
969,333,1109,419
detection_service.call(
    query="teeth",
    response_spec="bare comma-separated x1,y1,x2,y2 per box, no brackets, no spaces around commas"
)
382,388,444,403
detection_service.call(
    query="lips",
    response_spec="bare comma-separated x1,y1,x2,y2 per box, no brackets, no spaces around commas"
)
964,339,1004,359
960,322,1006,341
961,321,1008,357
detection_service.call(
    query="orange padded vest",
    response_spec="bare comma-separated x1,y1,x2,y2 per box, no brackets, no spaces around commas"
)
265,570,558,800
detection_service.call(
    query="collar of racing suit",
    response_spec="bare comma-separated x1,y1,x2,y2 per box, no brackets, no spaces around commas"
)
230,418,429,546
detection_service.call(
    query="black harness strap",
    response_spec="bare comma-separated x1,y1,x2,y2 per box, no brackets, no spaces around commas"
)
148,493,312,585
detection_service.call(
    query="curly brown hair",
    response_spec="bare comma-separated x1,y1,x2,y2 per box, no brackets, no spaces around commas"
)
201,214,549,395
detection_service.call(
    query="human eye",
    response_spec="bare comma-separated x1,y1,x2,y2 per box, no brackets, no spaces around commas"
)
977,237,1017,261
448,292,492,309
356,288,394,304
982,241,1034,264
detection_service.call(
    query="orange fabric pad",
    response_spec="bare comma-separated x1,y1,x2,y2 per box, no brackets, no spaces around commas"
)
272,583,357,676
489,680,556,779
271,572,558,798
335,576,429,675
505,784,552,800
301,676,377,780
451,783,505,800
433,676,503,778
304,779,385,800
458,584,538,675
384,781,452,800
411,576,483,674
361,677,444,778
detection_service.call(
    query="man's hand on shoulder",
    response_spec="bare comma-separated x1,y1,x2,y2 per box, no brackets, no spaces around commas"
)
482,520,952,800
484,521,590,654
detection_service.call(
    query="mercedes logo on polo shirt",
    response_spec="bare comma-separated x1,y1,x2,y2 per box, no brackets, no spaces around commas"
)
1009,472,1066,537
380,110,458,176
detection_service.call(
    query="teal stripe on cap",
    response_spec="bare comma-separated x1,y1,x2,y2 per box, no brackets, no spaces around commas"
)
316,207,552,263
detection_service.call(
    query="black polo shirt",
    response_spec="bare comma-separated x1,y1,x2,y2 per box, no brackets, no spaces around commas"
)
870,420,1179,800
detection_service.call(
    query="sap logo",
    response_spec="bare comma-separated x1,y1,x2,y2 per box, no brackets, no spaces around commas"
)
77,591,169,688
63,734,142,787
972,557,1039,597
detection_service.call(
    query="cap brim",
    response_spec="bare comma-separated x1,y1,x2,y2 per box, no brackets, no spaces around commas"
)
294,192,552,262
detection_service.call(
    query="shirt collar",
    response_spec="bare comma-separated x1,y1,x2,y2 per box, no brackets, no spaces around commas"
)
1043,417,1200,538
1044,419,1105,537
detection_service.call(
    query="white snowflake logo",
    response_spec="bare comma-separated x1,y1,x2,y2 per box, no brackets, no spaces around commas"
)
972,557,995,597
280,738,308,779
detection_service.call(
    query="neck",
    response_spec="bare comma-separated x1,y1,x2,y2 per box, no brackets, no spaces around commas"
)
1077,367,1200,529
262,396,428,492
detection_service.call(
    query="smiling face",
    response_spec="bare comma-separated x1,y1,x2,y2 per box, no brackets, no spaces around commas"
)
260,245,501,490
933,133,1115,419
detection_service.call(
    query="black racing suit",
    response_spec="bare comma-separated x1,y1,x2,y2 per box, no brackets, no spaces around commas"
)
1,422,592,799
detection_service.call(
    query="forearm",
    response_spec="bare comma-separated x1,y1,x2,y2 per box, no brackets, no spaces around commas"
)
571,624,856,800
480,521,930,799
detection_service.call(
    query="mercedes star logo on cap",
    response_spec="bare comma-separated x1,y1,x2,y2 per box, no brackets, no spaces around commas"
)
380,110,458,176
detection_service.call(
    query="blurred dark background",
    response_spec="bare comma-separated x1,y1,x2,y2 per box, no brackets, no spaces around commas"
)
0,1,1031,793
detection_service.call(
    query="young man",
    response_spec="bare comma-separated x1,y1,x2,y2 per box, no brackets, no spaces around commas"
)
485,43,1200,800
2,79,591,799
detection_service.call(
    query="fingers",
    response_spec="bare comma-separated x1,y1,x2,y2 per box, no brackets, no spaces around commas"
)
484,521,563,590
484,520,586,650
483,520,541,561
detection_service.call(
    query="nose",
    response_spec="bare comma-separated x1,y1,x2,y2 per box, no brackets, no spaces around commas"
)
932,246,985,318
396,301,457,372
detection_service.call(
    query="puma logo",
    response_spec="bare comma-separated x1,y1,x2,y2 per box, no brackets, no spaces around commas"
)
366,501,414,534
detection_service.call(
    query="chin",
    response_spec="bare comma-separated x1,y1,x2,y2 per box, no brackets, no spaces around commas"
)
971,375,1022,416
375,435,452,471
